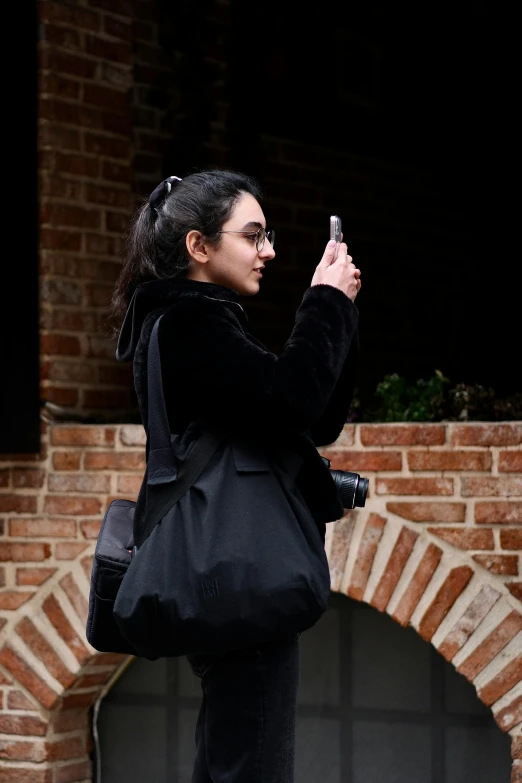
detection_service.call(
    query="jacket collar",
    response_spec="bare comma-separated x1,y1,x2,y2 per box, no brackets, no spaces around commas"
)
116,276,243,362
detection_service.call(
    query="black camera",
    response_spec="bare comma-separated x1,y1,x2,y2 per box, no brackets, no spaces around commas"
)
322,457,369,509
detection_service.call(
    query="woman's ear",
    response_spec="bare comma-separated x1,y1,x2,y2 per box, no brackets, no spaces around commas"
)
186,230,209,265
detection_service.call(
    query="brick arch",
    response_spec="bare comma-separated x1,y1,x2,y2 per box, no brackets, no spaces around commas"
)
0,558,130,781
325,508,522,778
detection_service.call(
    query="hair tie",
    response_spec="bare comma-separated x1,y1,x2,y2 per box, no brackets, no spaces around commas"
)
149,175,182,214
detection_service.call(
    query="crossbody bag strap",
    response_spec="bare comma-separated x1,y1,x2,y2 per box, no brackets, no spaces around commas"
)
136,314,225,548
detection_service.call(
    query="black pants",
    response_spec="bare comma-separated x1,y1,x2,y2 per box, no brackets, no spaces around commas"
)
187,632,300,783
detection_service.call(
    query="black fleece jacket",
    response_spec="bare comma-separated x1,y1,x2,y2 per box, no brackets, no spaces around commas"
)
116,277,360,540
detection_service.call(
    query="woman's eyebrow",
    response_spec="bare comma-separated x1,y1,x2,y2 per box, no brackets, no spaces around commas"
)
240,221,264,230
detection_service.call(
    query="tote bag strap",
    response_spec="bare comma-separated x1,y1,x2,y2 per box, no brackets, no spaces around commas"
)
137,314,225,546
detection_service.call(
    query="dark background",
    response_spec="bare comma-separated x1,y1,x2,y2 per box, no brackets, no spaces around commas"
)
225,3,519,402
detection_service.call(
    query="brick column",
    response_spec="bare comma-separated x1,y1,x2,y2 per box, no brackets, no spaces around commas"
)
38,0,135,417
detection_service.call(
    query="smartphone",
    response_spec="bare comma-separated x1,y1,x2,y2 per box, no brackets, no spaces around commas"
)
330,215,342,243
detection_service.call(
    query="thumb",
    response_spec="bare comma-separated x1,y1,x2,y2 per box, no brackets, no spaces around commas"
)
318,239,338,267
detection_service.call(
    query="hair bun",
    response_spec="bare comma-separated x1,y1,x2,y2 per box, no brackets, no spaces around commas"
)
149,175,182,213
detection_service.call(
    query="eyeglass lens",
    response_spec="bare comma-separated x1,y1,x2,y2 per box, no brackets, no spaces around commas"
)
257,229,275,251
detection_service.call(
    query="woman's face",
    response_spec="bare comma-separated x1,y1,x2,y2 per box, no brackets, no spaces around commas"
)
186,193,276,296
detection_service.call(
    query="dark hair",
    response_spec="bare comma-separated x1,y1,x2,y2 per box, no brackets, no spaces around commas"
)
109,169,263,332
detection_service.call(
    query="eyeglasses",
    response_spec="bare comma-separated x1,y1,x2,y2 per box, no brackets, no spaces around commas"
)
217,226,275,252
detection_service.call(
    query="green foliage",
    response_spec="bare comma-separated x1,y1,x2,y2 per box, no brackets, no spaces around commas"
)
371,369,450,422
349,371,522,423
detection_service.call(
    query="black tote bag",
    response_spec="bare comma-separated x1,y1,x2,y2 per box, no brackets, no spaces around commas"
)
110,315,331,659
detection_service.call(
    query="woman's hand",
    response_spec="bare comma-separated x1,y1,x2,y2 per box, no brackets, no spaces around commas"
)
310,240,361,302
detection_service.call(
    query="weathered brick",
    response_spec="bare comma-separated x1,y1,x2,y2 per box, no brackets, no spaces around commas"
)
327,515,354,591
347,513,386,601
0,767,52,783
0,647,58,709
119,426,146,446
47,360,96,384
9,518,77,538
0,494,38,514
40,1,100,32
321,450,402,472
479,655,522,706
42,594,91,664
50,426,115,447
39,229,82,253
55,542,90,560
387,502,465,523
458,611,522,680
513,736,522,759
376,477,453,495
450,423,522,446
84,132,130,159
60,573,89,624
418,566,474,642
47,49,97,79
392,543,443,626
11,469,45,489
55,151,99,178
407,450,492,471
48,473,110,493
61,691,98,710
7,690,37,710
84,83,128,113
427,526,494,550
437,585,501,661
81,555,94,581
0,469,9,487
116,475,141,494
0,714,47,736
0,543,51,562
0,738,45,761
54,760,92,783
39,122,81,153
501,530,522,549
499,451,522,473
509,583,522,601
462,476,522,497
44,496,101,516
494,694,522,732
84,450,145,470
475,502,522,524
50,709,88,734
40,334,82,358
473,554,519,575
16,568,57,587
51,309,98,332
42,386,79,407
74,671,112,688
15,617,76,689
370,526,419,612
80,520,102,539
52,452,82,471
45,736,85,761
0,592,34,610
360,424,446,446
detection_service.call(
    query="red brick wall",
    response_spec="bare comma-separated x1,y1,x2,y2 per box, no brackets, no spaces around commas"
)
39,0,135,417
0,422,521,780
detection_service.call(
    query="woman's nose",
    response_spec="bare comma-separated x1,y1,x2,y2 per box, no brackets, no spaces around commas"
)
259,241,276,260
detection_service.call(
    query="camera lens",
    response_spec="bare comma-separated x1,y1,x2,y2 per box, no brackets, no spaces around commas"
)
329,470,368,509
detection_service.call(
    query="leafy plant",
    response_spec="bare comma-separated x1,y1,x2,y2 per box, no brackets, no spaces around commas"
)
370,369,450,422
349,371,522,422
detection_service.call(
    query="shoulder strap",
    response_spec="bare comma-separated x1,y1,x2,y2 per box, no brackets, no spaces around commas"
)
136,314,225,548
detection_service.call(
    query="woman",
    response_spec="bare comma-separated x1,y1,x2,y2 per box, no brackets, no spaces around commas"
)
111,169,361,782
